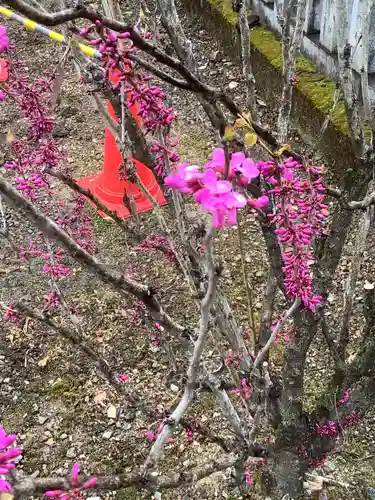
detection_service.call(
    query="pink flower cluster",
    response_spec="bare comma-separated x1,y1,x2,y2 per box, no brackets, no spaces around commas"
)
20,240,70,277
0,25,9,54
137,234,176,263
2,59,63,202
79,23,179,178
259,157,328,311
337,390,350,406
4,303,20,323
57,196,96,255
0,426,22,493
151,136,180,177
43,290,61,310
224,349,243,369
45,463,97,499
231,376,252,400
315,420,338,437
342,412,361,428
165,148,268,227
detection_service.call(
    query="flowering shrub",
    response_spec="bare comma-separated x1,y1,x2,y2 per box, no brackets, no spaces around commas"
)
0,6,371,497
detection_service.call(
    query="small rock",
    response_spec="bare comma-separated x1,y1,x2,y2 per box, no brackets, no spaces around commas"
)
66,447,76,459
60,433,68,440
228,81,239,90
107,405,117,419
103,430,113,440
170,384,179,393
209,50,222,62
38,416,48,425
46,438,54,446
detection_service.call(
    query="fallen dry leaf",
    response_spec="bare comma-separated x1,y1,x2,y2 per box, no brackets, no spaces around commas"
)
38,355,49,368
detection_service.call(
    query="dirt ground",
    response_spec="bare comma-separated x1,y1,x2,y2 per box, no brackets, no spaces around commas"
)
1,2,375,499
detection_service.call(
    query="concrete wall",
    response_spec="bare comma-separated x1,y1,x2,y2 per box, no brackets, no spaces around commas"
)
248,0,375,101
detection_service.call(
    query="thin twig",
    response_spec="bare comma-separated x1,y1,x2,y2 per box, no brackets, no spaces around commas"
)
237,209,256,349
252,298,300,372
143,226,218,468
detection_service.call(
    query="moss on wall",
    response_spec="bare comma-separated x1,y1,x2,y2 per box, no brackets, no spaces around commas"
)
181,0,356,181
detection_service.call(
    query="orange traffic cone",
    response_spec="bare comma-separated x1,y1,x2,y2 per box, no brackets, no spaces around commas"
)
78,77,166,219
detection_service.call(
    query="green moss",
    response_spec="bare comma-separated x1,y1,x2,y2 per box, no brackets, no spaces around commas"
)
47,377,79,399
207,0,238,24
251,26,283,69
206,1,350,136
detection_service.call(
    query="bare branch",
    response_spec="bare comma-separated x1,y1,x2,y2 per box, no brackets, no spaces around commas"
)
206,372,249,441
238,0,258,120
258,270,277,351
11,454,239,497
144,227,218,467
277,0,307,143
252,298,300,372
338,209,371,357
237,209,256,349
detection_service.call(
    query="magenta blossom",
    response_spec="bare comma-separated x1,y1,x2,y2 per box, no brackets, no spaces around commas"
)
0,91,5,102
165,163,202,193
248,195,269,209
165,149,267,228
144,431,155,441
0,26,9,53
0,426,22,493
194,169,246,227
45,463,97,499
205,148,259,185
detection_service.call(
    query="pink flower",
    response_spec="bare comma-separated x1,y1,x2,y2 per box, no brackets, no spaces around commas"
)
204,148,259,184
244,469,253,485
71,463,80,486
144,431,155,440
119,374,130,382
165,163,202,193
45,464,97,498
0,426,22,492
0,91,5,102
194,169,246,227
337,391,350,406
0,479,12,493
0,427,17,449
248,195,269,209
0,26,9,53
231,153,259,184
